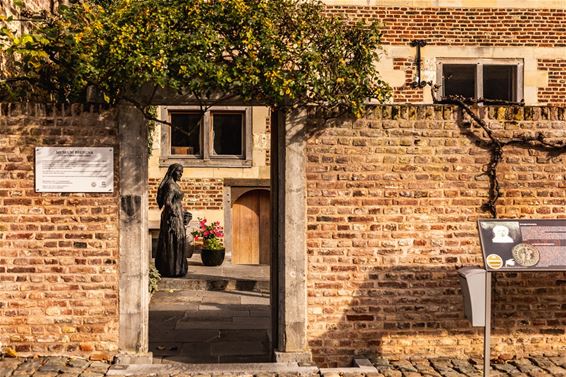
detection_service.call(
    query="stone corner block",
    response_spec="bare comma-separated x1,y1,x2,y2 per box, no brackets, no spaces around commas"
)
112,352,153,365
274,351,312,364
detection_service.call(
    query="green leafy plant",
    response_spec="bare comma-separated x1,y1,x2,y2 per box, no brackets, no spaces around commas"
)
192,218,224,250
0,0,390,119
148,263,161,294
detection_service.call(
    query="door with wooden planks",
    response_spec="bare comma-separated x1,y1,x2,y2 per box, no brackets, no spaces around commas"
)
231,189,271,265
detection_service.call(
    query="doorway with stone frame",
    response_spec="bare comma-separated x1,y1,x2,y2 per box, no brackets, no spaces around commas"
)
117,105,310,365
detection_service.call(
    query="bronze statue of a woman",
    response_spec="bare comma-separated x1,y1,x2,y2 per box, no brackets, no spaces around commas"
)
156,163,190,277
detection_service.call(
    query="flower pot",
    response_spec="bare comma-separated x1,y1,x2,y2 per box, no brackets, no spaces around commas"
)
201,248,225,266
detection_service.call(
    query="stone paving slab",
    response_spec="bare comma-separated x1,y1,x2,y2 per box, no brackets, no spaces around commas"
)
150,288,271,363
3,356,566,376
0,357,110,377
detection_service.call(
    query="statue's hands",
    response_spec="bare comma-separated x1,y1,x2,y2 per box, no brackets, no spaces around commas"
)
183,211,192,226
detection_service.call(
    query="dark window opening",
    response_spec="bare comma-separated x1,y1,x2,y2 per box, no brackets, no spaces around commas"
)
441,61,520,102
443,64,476,99
171,113,201,155
212,113,244,156
483,65,516,102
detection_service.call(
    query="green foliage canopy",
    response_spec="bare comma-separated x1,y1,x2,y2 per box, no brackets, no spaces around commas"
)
1,0,390,116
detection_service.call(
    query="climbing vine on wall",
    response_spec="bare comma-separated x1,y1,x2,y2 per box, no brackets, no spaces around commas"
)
433,90,566,218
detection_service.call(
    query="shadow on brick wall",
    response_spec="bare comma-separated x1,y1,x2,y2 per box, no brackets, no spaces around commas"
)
305,104,566,367
308,265,566,367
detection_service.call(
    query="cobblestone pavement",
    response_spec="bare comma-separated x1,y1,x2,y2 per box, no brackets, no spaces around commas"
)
2,355,566,376
0,357,110,377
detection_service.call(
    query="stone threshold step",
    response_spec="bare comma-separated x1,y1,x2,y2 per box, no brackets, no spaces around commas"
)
158,276,270,293
107,362,318,376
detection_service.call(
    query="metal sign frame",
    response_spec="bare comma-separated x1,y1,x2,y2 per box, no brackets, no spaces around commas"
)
35,147,114,193
478,219,566,272
477,219,566,376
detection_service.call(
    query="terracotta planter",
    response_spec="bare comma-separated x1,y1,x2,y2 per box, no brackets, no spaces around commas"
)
201,248,225,266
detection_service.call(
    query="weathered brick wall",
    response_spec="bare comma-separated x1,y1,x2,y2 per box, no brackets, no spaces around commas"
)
306,105,566,366
392,58,423,103
149,178,224,211
325,6,566,104
0,104,119,355
327,7,566,46
538,59,566,106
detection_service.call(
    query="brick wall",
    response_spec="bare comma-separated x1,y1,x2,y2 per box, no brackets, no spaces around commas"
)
538,59,566,106
0,103,119,355
392,58,423,103
149,178,224,211
306,105,566,366
324,6,566,104
326,7,566,47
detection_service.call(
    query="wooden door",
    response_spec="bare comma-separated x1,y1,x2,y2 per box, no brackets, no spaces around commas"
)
232,189,270,265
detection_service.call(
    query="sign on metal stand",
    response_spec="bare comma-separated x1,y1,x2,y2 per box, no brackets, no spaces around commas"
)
483,271,491,377
470,219,566,377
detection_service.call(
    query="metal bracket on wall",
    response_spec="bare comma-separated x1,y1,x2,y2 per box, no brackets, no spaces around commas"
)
410,39,428,88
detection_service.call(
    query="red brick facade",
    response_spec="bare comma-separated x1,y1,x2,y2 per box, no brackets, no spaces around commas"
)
392,58,424,103
306,105,566,366
149,178,224,211
325,6,566,105
538,59,566,106
0,104,119,355
327,7,566,47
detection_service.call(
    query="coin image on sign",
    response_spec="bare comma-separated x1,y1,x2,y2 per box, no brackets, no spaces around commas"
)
486,254,503,270
512,243,540,267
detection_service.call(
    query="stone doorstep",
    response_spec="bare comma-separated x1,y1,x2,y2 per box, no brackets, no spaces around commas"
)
320,359,380,377
107,359,376,376
158,277,270,293
107,362,318,376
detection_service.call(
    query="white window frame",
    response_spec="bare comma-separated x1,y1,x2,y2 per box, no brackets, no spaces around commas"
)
436,58,524,102
160,106,253,168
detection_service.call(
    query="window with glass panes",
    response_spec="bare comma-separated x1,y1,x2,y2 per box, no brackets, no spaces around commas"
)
438,59,523,102
161,106,252,167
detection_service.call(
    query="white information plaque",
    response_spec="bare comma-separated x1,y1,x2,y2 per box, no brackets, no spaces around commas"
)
35,147,114,193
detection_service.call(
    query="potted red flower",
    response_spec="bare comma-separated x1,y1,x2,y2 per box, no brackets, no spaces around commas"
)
191,218,225,266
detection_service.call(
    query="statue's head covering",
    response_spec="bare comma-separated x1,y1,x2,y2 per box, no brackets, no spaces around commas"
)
157,163,183,209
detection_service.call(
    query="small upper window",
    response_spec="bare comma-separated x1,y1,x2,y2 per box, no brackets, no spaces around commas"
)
160,106,252,168
438,59,523,102
483,65,517,102
212,112,244,157
171,112,201,156
443,64,476,99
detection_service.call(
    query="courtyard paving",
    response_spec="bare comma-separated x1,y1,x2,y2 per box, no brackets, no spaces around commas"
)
3,355,566,376
4,259,566,376
149,288,271,364
149,257,271,363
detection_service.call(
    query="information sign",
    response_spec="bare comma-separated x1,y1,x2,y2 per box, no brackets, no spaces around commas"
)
35,147,114,193
478,219,566,271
